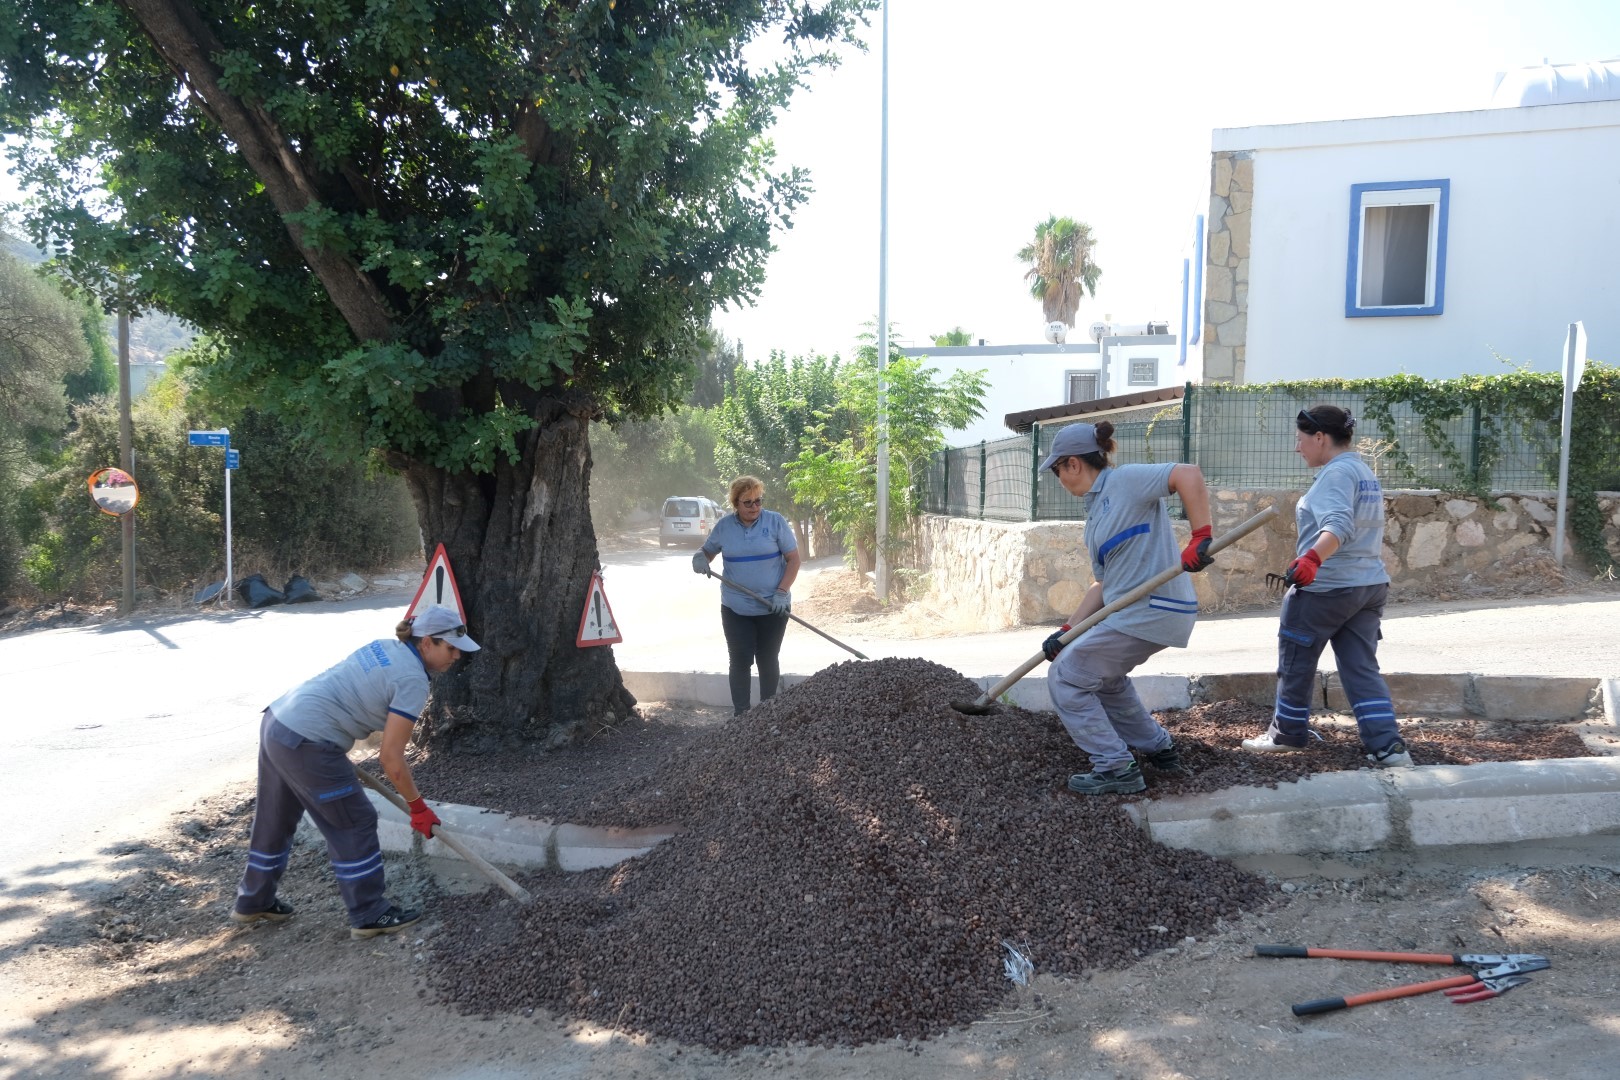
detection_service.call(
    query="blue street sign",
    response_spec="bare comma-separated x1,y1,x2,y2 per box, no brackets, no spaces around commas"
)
225,449,241,470
188,430,230,448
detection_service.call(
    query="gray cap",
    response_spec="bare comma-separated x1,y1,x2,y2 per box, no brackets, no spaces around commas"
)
1039,423,1102,471
411,604,481,652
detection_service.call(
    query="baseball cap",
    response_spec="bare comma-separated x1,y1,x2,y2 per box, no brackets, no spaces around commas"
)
1038,423,1102,471
411,604,481,652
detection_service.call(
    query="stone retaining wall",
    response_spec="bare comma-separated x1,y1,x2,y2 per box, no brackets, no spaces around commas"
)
917,490,1620,629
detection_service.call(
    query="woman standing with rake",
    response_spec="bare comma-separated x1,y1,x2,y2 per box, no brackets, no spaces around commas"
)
1241,404,1411,767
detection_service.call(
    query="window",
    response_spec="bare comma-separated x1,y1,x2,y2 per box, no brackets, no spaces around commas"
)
1128,358,1157,385
1346,180,1449,317
1066,371,1099,403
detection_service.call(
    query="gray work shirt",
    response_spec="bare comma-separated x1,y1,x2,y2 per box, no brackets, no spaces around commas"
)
702,509,798,616
268,638,430,752
1082,463,1199,648
1296,450,1390,591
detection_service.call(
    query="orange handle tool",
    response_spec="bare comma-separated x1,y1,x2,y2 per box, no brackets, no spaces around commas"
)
1292,975,1481,1016
1256,945,1461,964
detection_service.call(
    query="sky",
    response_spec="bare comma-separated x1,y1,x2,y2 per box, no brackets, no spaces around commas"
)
708,0,1620,359
5,1,1618,362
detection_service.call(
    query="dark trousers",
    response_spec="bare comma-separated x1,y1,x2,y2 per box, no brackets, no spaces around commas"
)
235,710,390,927
720,605,790,716
1271,583,1400,753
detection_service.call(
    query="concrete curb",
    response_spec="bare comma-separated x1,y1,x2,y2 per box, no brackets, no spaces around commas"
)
366,794,678,873
622,670,1604,721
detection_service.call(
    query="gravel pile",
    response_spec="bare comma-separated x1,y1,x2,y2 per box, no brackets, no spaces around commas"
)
428,658,1275,1049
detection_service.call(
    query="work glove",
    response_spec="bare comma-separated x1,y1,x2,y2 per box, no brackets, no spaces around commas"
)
1042,625,1072,663
1180,525,1215,573
691,551,709,575
1285,549,1322,588
406,797,441,839
768,590,791,614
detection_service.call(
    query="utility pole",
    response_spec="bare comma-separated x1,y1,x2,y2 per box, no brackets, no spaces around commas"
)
874,0,891,603
117,308,135,615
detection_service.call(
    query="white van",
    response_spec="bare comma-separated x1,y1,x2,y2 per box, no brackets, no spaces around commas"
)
659,496,723,547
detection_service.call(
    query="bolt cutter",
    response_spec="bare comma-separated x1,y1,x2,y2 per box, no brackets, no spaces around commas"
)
1254,945,1550,1016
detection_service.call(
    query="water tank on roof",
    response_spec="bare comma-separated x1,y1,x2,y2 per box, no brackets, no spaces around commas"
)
1490,60,1620,107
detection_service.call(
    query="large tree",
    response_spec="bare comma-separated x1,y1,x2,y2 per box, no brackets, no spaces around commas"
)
1016,214,1101,328
0,0,873,750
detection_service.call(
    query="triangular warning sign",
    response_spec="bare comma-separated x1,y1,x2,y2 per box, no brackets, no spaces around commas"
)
405,543,467,626
576,570,622,647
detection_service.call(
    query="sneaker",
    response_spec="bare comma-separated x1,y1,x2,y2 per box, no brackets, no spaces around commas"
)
1142,741,1190,776
1367,740,1414,768
1067,762,1147,795
351,905,421,940
1240,732,1308,754
231,898,295,924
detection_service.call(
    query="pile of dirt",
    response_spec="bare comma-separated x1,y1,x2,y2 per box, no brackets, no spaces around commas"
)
426,659,1277,1049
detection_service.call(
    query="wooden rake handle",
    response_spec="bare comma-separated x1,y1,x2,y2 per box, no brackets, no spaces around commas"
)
354,767,533,905
707,569,869,660
970,505,1280,708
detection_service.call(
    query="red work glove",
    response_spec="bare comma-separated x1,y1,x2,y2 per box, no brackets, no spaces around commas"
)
1285,549,1322,588
1180,525,1214,573
406,797,441,839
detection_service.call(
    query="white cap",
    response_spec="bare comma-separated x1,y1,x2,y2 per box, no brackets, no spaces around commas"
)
411,604,480,652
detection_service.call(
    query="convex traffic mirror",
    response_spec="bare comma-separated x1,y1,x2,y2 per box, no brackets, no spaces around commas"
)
88,467,139,516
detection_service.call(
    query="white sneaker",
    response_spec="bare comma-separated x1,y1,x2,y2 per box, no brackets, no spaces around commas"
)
1240,733,1306,753
1367,741,1414,768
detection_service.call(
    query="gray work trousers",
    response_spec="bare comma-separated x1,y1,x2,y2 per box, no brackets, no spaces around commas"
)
1270,583,1400,753
235,710,390,927
1048,624,1173,772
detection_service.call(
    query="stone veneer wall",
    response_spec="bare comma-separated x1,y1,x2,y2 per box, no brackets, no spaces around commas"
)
917,490,1620,629
1203,150,1251,384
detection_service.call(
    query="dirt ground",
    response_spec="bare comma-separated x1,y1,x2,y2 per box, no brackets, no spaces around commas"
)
4,701,1618,1080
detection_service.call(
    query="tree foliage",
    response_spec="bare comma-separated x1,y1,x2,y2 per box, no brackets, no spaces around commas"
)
1016,215,1101,328
588,407,722,530
787,335,985,568
931,326,972,347
0,0,876,745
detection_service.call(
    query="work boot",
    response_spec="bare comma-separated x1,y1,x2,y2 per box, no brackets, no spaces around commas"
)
1141,741,1189,776
351,905,421,940
231,898,295,924
1067,761,1147,796
1366,739,1414,768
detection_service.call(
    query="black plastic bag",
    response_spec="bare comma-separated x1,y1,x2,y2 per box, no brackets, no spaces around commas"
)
282,575,320,604
236,573,286,608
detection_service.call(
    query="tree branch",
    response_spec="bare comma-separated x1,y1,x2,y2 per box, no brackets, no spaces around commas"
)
115,0,397,344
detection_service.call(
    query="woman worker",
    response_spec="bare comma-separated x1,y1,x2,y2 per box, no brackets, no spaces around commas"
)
231,604,479,938
1241,405,1410,766
1042,422,1216,795
692,475,801,716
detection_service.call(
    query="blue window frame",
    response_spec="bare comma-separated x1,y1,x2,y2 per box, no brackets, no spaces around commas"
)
1345,180,1449,318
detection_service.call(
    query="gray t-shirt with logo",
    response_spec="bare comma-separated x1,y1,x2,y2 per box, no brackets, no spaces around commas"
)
1297,451,1390,591
1082,463,1199,648
702,509,798,616
268,638,430,751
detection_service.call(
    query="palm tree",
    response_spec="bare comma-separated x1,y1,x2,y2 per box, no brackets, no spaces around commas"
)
931,327,973,346
1016,215,1102,328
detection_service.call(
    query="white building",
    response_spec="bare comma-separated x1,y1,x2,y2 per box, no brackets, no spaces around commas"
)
903,328,1182,445
1202,63,1620,383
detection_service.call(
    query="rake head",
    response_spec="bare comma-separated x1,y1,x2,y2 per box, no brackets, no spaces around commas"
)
1264,571,1291,595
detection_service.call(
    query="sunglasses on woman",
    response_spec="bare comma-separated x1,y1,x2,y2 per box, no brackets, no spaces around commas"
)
738,497,763,508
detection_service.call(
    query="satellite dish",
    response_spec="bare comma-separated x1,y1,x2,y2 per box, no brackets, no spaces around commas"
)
1044,321,1068,345
1089,321,1108,343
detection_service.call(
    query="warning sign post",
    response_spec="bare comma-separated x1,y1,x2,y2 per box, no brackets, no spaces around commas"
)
405,543,468,625
576,571,622,647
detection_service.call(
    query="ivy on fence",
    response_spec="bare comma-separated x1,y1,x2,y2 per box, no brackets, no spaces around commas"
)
1202,367,1620,574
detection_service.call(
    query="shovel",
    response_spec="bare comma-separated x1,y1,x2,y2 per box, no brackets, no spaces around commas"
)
702,568,869,660
950,505,1279,715
354,768,534,905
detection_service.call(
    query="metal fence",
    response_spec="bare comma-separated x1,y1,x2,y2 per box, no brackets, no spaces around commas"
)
923,384,1614,522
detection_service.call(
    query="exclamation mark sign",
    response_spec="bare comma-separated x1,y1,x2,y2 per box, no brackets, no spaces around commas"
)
435,566,445,605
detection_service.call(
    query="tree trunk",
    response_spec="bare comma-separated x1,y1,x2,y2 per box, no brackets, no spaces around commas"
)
397,404,636,752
